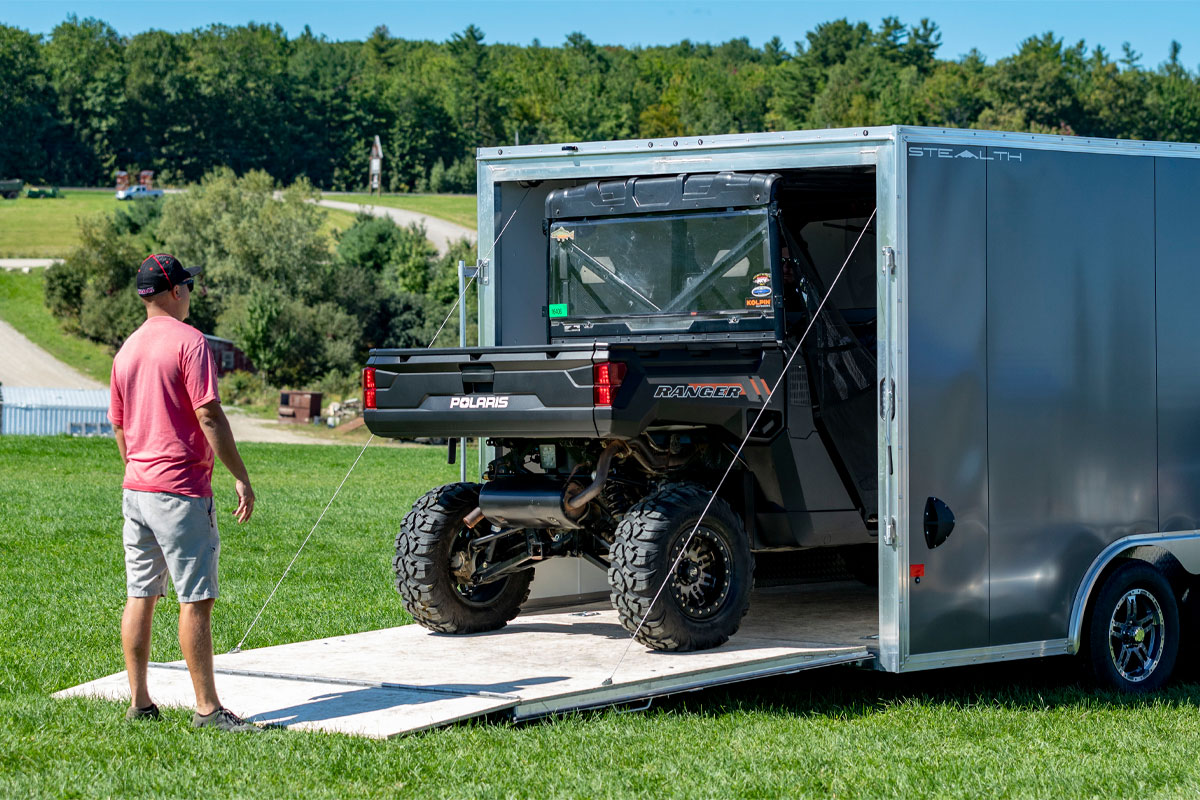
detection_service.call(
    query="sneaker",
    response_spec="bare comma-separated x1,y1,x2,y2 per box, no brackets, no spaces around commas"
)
191,706,260,733
125,703,160,721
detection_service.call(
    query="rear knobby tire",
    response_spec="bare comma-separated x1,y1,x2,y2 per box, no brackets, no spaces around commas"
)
1085,560,1179,693
609,483,753,651
394,482,533,634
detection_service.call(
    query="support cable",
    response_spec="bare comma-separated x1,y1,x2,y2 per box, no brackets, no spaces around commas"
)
230,186,535,652
602,207,878,685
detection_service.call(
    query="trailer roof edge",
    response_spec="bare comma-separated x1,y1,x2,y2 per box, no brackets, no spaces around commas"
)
478,125,1200,163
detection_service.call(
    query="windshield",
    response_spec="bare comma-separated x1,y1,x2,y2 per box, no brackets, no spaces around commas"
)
548,208,775,333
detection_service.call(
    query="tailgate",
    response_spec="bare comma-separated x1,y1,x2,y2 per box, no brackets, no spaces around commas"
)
364,344,602,438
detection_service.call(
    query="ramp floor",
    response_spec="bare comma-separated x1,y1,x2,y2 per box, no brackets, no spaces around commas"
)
55,582,876,737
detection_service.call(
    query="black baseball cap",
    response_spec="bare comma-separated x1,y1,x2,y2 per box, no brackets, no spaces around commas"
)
136,253,203,297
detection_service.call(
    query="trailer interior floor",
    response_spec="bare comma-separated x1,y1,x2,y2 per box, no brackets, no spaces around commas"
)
55,581,876,737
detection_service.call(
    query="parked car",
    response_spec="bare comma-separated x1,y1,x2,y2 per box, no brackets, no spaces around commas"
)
115,185,163,200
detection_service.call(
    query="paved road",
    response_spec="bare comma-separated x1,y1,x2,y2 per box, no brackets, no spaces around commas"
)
314,199,475,256
1,259,62,269
0,318,344,445
0,319,103,389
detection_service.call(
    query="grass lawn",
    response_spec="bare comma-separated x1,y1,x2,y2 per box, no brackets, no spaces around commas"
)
0,268,113,384
0,191,118,258
5,437,1200,798
0,190,365,259
332,193,477,230
318,206,359,245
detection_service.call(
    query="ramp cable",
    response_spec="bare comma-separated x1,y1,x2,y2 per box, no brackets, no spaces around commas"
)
602,207,878,685
229,186,534,653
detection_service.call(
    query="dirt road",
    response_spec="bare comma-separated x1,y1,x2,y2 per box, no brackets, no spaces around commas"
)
0,318,344,445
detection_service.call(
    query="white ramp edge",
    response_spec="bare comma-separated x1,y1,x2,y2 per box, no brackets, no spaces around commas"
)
54,587,877,738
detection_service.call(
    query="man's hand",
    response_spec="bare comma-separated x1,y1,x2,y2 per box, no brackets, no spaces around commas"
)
196,401,256,524
233,479,255,523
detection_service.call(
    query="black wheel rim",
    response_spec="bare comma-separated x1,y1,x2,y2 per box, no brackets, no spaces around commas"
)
1107,587,1165,683
449,528,508,607
668,525,733,620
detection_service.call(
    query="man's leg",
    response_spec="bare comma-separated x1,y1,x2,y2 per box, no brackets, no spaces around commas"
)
121,595,159,710
179,598,221,716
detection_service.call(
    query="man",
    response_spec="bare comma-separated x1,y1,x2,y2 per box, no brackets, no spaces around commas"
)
109,253,258,732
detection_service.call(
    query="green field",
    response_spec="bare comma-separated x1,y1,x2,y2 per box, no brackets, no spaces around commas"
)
0,191,359,259
0,268,114,384
0,191,118,258
5,437,1200,798
333,193,477,229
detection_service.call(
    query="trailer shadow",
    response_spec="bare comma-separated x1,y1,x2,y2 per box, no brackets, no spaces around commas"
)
648,658,1200,719
510,657,1200,731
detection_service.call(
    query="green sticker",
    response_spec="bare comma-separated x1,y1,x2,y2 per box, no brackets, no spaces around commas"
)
548,304,569,318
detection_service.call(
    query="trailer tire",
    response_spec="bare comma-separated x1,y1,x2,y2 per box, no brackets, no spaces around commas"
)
394,482,533,634
1085,560,1180,693
609,483,753,651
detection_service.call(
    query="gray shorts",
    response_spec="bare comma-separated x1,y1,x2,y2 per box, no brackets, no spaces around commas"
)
122,489,220,602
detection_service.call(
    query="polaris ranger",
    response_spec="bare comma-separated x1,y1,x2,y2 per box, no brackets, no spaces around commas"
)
365,168,879,652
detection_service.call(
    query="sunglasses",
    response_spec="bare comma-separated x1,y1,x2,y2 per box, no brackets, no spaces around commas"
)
181,279,194,290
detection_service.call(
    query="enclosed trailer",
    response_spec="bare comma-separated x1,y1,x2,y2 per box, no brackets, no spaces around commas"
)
453,125,1200,685
63,127,1200,736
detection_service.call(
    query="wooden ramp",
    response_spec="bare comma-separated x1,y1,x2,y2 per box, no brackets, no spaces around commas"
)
55,584,876,738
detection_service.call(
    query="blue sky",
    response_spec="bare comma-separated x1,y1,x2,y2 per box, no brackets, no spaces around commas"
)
4,1,1199,66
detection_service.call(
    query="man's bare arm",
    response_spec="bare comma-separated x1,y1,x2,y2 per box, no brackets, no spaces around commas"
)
195,401,255,523
114,425,128,463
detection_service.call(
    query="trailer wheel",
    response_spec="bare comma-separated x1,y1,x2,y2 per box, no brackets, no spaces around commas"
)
1085,560,1180,693
394,482,533,634
609,483,753,651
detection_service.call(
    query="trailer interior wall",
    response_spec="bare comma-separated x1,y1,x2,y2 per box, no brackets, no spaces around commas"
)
899,131,1200,669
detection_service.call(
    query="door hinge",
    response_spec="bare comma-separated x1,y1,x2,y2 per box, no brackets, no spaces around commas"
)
477,258,490,285
881,246,895,275
883,516,897,547
878,377,895,421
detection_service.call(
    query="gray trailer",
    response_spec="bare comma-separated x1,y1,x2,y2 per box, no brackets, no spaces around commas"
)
60,126,1200,736
459,124,1200,688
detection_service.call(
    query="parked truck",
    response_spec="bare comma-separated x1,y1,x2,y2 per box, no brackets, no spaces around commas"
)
366,126,1200,694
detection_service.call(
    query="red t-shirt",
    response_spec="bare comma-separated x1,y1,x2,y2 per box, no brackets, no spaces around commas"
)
109,316,220,497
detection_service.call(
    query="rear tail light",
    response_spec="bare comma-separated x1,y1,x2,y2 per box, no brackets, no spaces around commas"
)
593,361,627,407
363,367,377,409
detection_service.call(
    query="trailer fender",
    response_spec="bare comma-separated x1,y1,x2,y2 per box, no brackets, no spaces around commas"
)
1068,532,1200,654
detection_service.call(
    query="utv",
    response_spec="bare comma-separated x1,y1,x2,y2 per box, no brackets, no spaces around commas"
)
364,168,879,651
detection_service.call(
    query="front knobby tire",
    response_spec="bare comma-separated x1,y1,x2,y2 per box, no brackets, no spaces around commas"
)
609,483,753,651
394,482,533,634
1086,560,1180,693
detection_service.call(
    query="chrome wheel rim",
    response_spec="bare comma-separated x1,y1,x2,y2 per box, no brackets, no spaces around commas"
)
668,526,732,620
1107,588,1165,683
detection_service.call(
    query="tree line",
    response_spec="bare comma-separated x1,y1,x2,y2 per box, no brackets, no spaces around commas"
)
5,15,1200,191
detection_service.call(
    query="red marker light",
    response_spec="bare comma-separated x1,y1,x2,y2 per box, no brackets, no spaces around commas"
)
593,361,626,407
363,367,377,409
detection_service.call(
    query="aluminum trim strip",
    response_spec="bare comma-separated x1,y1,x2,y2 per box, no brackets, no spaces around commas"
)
1066,530,1200,652
478,126,897,162
900,639,1071,672
896,127,1200,159
510,648,872,720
